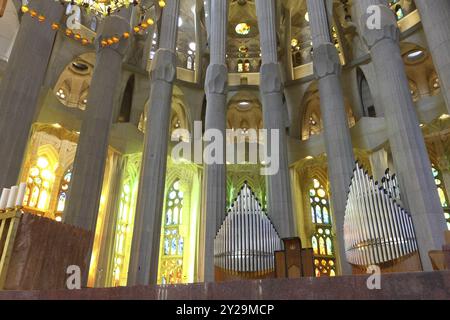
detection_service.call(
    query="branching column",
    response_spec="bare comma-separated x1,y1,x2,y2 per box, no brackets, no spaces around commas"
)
255,0,296,239
307,0,355,275
358,0,446,270
415,0,450,113
0,0,63,188
202,0,228,283
128,0,180,286
64,11,131,232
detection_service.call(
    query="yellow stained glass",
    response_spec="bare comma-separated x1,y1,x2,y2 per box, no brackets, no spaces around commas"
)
309,177,336,277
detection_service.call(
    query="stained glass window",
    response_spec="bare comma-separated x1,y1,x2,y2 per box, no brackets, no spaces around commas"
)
55,167,72,222
112,181,133,286
309,178,336,277
23,156,55,213
237,60,244,73
432,166,450,230
160,180,185,284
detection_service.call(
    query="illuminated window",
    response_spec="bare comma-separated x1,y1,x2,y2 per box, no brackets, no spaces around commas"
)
235,23,250,35
244,60,251,72
55,167,72,221
112,181,133,286
432,166,450,230
237,59,244,73
187,55,194,70
309,178,336,277
160,180,184,284
23,156,55,212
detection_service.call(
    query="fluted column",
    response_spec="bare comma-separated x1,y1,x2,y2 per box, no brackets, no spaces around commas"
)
415,0,450,113
128,0,180,286
0,0,63,188
358,1,446,270
255,0,296,238
202,0,228,283
307,0,355,275
64,11,131,232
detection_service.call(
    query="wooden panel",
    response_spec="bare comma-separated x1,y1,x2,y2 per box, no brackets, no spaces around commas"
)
301,249,315,277
283,238,303,278
274,251,286,278
0,0,7,18
3,213,93,290
0,212,21,289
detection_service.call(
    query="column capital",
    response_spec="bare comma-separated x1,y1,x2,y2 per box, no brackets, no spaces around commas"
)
313,43,341,79
95,14,131,56
150,48,177,83
205,64,228,95
260,63,283,94
360,4,400,49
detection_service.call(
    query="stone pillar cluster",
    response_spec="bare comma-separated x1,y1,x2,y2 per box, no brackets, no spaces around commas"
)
357,0,446,270
255,0,296,239
415,0,450,113
0,0,64,189
127,0,180,286
202,0,229,283
306,0,355,275
64,10,131,232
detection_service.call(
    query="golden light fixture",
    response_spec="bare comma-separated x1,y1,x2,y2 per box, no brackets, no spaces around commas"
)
291,38,298,47
57,0,140,16
235,22,251,35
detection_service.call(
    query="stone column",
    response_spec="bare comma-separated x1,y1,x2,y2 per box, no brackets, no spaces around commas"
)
283,6,293,82
306,0,355,275
415,0,450,113
202,0,228,283
194,1,204,84
128,0,180,286
64,11,131,233
0,0,63,189
369,148,389,182
358,1,446,270
255,0,296,239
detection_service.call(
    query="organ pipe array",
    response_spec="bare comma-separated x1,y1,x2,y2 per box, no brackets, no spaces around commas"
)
214,183,282,276
344,162,418,266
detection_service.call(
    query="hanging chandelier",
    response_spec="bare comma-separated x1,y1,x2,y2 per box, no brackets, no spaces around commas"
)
57,0,140,16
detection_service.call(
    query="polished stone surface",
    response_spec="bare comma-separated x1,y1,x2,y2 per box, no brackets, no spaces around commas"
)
0,271,449,300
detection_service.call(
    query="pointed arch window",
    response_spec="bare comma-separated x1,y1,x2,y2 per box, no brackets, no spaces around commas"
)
160,179,185,284
237,59,244,73
187,55,194,70
432,166,450,230
243,59,251,72
23,156,55,213
309,178,336,277
112,180,134,286
118,75,134,123
55,167,72,221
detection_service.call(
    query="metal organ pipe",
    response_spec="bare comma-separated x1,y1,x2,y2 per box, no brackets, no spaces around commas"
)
344,162,418,267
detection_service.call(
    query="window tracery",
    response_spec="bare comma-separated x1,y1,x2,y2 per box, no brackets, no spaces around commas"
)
309,178,336,277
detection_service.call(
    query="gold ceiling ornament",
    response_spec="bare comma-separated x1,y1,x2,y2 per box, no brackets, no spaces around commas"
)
235,22,250,35
57,0,140,16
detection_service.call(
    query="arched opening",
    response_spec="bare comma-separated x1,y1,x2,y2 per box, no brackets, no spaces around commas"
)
53,53,95,110
301,82,356,141
357,68,376,118
118,75,135,123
